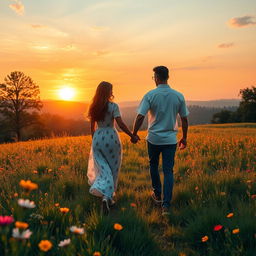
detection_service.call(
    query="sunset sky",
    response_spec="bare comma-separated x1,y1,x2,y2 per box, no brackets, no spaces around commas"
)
1,0,256,102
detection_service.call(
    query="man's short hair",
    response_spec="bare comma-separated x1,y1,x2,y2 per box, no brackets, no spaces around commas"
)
153,66,169,81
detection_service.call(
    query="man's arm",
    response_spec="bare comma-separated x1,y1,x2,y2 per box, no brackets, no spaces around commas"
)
133,114,145,136
179,116,188,149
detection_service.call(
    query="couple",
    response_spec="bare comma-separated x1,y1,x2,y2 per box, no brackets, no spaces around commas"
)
87,66,189,216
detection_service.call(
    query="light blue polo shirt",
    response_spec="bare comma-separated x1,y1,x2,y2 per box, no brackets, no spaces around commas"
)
137,84,189,145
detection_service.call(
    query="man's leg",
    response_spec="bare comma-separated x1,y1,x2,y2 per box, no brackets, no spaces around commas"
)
162,144,177,208
147,141,161,199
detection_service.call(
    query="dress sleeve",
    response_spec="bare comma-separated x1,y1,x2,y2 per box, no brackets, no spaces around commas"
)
113,103,121,118
137,94,150,116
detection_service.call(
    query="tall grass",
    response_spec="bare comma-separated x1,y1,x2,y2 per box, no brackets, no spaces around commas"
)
0,124,255,255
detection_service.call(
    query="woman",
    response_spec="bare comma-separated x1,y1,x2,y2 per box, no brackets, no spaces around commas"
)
87,81,138,214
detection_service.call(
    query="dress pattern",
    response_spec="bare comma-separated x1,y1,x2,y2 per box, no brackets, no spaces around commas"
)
87,102,122,199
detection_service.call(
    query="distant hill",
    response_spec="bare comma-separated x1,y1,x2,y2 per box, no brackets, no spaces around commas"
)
39,99,239,126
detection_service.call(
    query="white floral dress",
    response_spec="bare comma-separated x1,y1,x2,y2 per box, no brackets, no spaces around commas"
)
87,102,122,200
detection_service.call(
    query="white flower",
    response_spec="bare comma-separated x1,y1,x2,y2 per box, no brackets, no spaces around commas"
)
12,228,32,239
70,226,84,235
58,238,71,247
18,199,36,209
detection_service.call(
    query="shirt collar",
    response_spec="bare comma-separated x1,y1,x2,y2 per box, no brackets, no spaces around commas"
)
157,84,170,88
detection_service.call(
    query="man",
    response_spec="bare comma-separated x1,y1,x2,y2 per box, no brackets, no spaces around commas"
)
132,66,189,216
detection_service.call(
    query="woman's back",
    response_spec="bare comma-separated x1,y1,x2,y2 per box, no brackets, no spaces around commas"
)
97,102,120,128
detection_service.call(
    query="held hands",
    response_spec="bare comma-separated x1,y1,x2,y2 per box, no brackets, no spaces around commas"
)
178,137,187,150
130,134,140,144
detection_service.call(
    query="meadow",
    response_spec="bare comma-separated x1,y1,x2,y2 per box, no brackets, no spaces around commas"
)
0,123,255,256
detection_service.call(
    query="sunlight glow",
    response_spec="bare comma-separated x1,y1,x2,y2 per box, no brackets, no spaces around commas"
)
58,87,75,101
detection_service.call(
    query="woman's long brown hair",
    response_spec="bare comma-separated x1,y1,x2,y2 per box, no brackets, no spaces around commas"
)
88,81,113,122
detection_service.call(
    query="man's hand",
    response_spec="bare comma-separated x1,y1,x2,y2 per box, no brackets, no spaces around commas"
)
178,137,187,150
131,134,140,144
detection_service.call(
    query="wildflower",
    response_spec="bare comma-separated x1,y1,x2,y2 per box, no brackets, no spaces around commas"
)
195,186,199,191
130,203,137,208
70,226,84,235
18,199,36,209
33,170,38,174
38,240,53,252
0,216,14,226
93,252,101,256
58,238,71,247
114,223,123,231
55,203,60,207
179,253,186,256
12,228,32,239
220,192,226,196
201,235,209,242
13,193,18,197
251,194,256,199
19,180,38,191
232,228,240,234
0,167,4,172
226,213,234,218
60,208,70,213
121,207,126,212
15,221,29,229
48,169,52,173
213,225,223,231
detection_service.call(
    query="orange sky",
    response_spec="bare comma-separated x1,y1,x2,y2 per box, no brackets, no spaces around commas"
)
1,0,256,102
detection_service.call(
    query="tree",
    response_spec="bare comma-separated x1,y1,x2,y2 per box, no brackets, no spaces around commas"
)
0,71,43,141
237,86,256,122
211,110,233,124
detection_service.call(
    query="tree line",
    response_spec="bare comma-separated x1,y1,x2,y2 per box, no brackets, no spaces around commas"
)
212,87,256,124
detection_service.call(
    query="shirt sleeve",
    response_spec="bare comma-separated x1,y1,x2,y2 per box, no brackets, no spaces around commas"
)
179,95,189,117
137,94,150,116
113,103,121,118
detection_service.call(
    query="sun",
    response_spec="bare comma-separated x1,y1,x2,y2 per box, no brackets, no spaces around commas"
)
58,87,75,101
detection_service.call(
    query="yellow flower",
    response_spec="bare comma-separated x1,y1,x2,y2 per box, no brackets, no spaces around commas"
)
201,235,209,242
19,180,38,191
114,223,123,231
232,228,240,234
226,213,234,218
60,207,70,213
93,252,101,256
38,240,52,252
15,221,29,229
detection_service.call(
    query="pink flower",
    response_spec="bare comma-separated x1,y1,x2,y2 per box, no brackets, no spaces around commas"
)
0,216,14,226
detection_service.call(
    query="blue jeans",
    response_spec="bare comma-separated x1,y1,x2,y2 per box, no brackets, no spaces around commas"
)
147,141,177,208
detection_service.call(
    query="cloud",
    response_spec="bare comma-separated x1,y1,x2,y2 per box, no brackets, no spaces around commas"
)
90,26,109,32
30,24,48,29
173,65,217,71
9,0,24,16
218,43,234,49
228,15,256,28
92,50,110,56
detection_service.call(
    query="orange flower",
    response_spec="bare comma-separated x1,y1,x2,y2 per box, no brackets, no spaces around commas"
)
55,203,60,207
251,194,256,199
15,221,29,229
38,240,52,252
60,207,70,213
93,252,101,256
114,223,123,231
179,253,186,256
130,203,137,208
226,213,234,218
220,192,226,196
201,236,209,242
33,170,38,174
19,180,38,191
232,228,240,234
13,193,18,198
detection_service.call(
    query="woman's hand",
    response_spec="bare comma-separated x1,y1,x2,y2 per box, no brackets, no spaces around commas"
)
131,134,140,144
